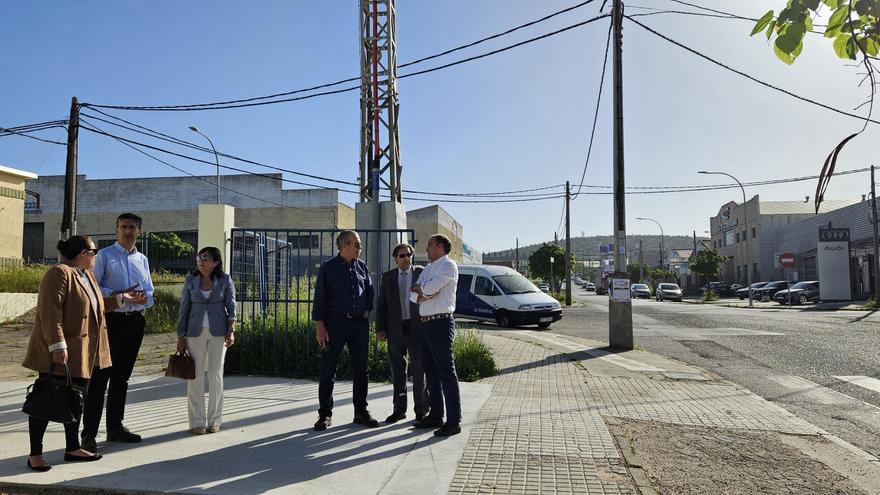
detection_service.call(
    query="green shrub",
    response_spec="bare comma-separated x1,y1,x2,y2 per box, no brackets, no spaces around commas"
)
144,287,181,334
860,298,880,310
0,264,51,293
226,313,497,382
453,329,497,382
151,270,186,285
702,288,719,302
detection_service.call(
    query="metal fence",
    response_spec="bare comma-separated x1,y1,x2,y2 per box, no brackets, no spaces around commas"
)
86,230,198,274
228,228,416,375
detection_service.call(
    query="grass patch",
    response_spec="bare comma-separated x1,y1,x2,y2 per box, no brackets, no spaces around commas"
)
151,270,187,285
144,287,181,334
453,329,497,382
859,298,880,310
0,264,51,293
702,289,719,302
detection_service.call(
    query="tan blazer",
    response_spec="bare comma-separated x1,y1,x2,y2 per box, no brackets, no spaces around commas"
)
22,264,115,378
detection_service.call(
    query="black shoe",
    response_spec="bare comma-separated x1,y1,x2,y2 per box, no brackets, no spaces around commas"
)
433,423,461,437
106,426,141,443
385,412,407,424
412,417,444,429
353,411,379,428
27,459,52,472
64,452,103,462
415,413,427,423
314,416,332,431
81,435,97,453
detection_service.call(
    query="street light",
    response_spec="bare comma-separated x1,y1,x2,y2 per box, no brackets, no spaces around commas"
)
699,170,753,307
189,126,220,204
635,217,665,270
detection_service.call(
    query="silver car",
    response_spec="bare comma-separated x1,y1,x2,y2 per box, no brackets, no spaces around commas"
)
656,283,683,302
631,283,651,299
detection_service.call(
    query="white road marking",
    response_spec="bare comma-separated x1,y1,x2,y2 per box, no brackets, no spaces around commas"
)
768,375,862,406
835,376,880,395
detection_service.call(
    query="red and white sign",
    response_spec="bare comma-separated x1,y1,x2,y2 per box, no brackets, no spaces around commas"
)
779,252,796,269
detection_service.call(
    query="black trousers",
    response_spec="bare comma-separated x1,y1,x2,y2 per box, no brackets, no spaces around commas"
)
82,312,145,437
28,374,88,456
318,318,369,417
387,320,427,415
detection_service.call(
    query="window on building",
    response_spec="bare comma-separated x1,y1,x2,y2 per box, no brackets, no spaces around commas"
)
751,227,756,239
742,231,747,242
735,233,740,243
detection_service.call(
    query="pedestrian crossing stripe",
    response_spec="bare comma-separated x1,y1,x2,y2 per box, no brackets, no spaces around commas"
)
835,376,880,395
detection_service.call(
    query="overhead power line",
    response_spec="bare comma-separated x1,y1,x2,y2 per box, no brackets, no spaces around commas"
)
570,20,612,200
83,12,611,112
625,16,880,126
0,123,68,145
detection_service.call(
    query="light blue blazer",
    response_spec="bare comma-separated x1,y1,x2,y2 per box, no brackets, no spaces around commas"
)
176,273,237,338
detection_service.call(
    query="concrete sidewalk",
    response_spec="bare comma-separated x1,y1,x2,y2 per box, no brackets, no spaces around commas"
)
2,330,880,494
681,296,872,311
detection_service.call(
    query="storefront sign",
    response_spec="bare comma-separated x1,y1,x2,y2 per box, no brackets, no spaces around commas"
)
817,228,851,301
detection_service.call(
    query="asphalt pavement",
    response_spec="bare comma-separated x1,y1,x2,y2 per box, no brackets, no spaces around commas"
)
552,289,880,459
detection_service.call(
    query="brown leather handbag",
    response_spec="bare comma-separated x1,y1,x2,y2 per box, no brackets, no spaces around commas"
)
165,350,195,379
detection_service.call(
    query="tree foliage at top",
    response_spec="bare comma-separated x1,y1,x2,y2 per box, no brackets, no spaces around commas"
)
752,0,879,64
688,248,729,282
148,232,195,259
527,243,575,288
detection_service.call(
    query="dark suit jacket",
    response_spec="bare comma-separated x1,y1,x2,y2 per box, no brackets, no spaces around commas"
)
375,266,422,340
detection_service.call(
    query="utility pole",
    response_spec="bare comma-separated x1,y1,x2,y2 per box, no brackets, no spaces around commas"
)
554,231,558,246
872,165,879,302
515,237,520,272
60,96,79,239
639,240,643,282
565,180,572,306
609,0,632,350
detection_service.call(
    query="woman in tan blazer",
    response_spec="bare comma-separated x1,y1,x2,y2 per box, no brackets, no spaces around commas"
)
21,235,124,472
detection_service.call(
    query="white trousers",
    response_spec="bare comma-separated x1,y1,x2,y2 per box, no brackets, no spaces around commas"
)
186,327,226,429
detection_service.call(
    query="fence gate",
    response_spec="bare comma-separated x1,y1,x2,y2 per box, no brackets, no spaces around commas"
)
228,228,416,375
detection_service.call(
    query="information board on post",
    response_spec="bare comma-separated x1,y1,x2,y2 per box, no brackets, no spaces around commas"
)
612,278,631,303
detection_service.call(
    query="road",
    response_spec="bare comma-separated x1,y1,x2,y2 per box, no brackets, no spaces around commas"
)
545,290,880,459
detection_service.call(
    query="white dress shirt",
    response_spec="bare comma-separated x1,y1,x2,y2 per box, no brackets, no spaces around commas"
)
417,255,458,316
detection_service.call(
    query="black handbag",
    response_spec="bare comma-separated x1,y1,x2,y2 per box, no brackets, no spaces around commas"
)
22,363,85,424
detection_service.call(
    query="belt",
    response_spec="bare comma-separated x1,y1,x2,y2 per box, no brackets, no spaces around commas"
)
324,311,366,320
420,313,451,323
110,310,143,317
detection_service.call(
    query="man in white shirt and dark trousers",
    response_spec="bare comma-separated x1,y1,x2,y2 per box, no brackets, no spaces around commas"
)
375,243,427,423
82,213,154,452
411,234,462,437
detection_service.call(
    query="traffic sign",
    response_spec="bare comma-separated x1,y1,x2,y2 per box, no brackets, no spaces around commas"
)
779,252,796,269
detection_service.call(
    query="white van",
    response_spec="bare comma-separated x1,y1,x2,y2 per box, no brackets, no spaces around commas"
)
455,265,563,328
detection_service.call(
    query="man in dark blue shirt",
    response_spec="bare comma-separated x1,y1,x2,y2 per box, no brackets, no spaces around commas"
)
312,230,377,431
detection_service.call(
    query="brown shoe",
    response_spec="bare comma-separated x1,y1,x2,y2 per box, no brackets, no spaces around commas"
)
314,416,332,431
207,426,221,433
353,411,379,428
190,427,206,435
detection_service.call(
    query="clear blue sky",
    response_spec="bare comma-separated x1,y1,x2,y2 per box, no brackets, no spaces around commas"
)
2,1,876,253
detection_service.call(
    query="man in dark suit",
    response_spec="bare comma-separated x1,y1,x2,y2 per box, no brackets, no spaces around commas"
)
375,242,428,423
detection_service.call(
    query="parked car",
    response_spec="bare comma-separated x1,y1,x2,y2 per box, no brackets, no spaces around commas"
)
773,281,820,305
736,282,768,300
631,283,651,299
702,282,737,297
754,280,789,300
655,283,683,302
538,283,549,293
584,282,596,292
596,285,608,295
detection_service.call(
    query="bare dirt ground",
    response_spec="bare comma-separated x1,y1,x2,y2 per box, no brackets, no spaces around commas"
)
0,309,176,381
610,418,869,495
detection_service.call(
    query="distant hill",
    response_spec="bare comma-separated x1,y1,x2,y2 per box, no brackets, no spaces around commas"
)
482,235,707,265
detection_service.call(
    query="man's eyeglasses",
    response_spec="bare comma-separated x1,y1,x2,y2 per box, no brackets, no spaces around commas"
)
196,255,214,262
397,252,413,258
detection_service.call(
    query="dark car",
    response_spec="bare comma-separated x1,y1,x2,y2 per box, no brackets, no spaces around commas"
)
773,281,820,305
631,283,651,299
754,280,789,300
596,285,608,295
736,282,769,300
702,281,737,297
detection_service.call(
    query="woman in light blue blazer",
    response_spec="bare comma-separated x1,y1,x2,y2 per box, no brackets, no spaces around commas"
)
176,246,237,435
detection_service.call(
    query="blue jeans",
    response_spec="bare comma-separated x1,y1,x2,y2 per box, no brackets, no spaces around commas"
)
318,318,370,417
420,317,461,425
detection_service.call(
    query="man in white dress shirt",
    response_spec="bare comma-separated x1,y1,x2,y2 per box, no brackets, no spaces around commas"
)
410,234,461,437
